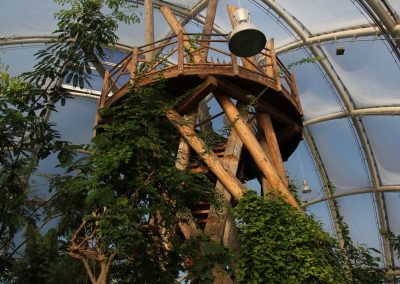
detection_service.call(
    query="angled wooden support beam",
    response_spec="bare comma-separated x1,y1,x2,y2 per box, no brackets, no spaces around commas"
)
160,6,203,63
176,76,217,113
144,0,155,62
166,109,245,201
257,113,288,187
211,76,296,126
175,111,202,238
214,92,301,210
200,0,219,61
226,5,256,71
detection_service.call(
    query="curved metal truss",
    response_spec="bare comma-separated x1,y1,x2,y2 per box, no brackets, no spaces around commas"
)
1,0,400,269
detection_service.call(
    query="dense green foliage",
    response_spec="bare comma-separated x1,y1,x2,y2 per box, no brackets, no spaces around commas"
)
49,82,229,283
235,191,348,283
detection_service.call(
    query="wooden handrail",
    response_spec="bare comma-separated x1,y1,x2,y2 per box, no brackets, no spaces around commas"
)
103,33,300,113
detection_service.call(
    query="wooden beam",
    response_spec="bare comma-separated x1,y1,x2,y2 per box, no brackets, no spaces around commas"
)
258,113,288,187
176,76,217,114
200,0,218,61
160,6,203,63
144,0,155,62
226,5,256,71
175,113,196,170
214,92,301,210
212,76,296,126
166,109,245,201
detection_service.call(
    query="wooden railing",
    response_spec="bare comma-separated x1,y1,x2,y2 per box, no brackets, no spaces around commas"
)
101,32,301,111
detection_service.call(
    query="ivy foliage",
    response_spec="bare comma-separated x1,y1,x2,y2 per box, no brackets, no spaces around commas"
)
235,191,348,284
50,81,229,283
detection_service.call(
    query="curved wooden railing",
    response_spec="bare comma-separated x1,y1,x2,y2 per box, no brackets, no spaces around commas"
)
101,32,301,113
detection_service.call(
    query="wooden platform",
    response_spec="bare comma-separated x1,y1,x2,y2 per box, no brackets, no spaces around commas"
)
98,33,303,160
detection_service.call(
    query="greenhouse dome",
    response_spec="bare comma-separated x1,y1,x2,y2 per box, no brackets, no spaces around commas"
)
1,0,400,282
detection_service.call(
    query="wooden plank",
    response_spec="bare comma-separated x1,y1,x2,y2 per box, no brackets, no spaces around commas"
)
258,113,288,187
166,109,245,201
214,92,301,210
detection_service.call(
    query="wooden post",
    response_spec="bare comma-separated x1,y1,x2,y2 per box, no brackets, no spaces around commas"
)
200,0,218,61
144,0,155,62
214,92,301,210
268,38,282,91
265,39,274,78
130,47,139,84
166,109,245,201
257,113,288,187
226,5,256,71
177,30,184,74
290,73,303,115
93,70,109,137
175,113,195,170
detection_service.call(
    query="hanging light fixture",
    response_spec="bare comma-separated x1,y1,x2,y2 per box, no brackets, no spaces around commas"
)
302,179,312,194
228,8,266,57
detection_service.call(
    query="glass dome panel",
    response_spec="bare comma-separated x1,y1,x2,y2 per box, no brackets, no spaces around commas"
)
362,116,400,186
163,0,200,10
279,48,344,120
49,96,98,145
284,141,325,202
336,194,383,262
273,0,370,34
0,44,41,76
387,0,400,15
1,0,59,37
322,36,400,109
308,118,371,192
306,201,336,237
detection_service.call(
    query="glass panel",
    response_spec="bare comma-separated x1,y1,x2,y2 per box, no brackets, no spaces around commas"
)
323,36,400,108
274,0,369,34
362,116,400,185
285,141,325,203
115,7,174,46
49,96,98,145
207,0,298,47
306,201,336,237
163,0,200,9
336,194,384,263
279,48,344,120
0,0,58,37
309,118,371,192
387,0,400,15
384,192,400,266
0,45,41,76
